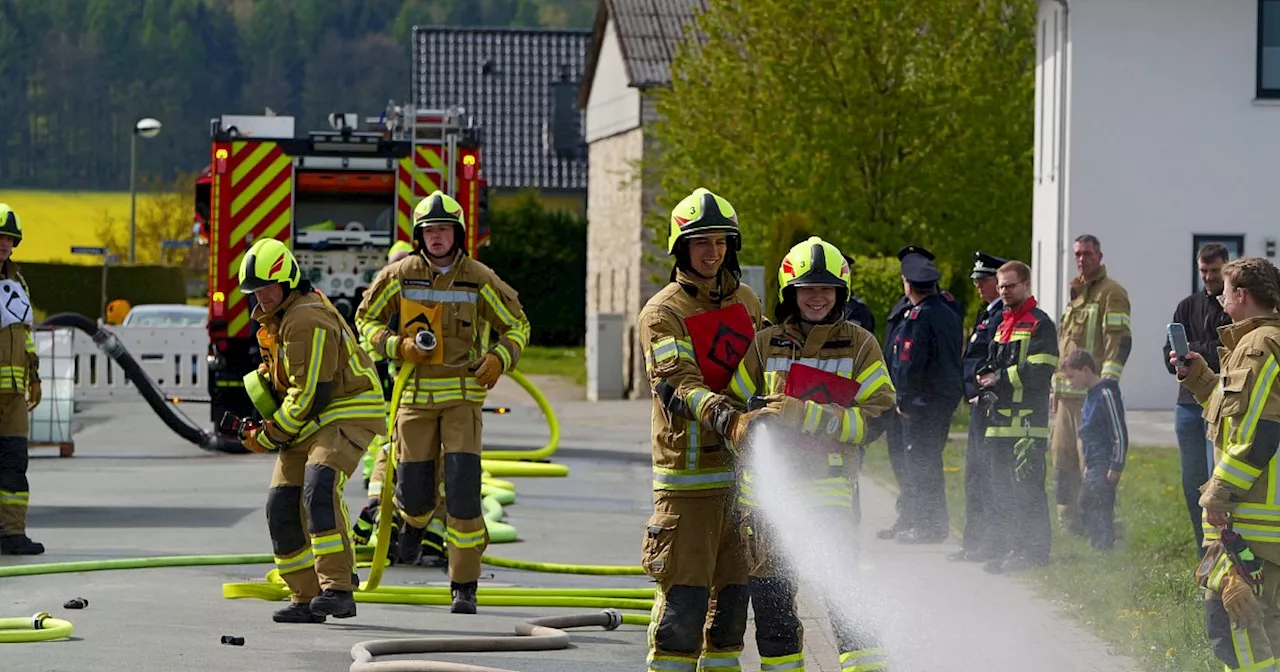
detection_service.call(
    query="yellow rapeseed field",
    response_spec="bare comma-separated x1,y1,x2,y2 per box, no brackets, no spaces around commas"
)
0,190,133,264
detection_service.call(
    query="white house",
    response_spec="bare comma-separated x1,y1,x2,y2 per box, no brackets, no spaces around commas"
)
1033,0,1280,410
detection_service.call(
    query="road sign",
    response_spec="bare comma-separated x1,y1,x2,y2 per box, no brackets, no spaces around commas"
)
161,239,192,249
106,254,120,264
70,246,107,256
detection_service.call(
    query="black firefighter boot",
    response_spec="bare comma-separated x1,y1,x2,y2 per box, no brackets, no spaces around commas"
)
398,521,426,565
310,589,357,619
451,581,477,614
0,534,44,555
273,602,326,624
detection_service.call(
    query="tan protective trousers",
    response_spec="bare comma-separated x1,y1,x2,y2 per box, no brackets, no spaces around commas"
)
269,422,373,603
367,439,447,555
1051,395,1085,524
394,404,488,583
1207,559,1280,670
643,490,749,672
0,394,30,535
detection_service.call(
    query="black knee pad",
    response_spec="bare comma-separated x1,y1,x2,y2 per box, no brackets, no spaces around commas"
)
655,584,709,654
705,583,749,650
444,452,483,520
749,576,803,657
395,460,436,517
265,486,306,556
0,437,28,492
1205,597,1240,668
303,464,340,533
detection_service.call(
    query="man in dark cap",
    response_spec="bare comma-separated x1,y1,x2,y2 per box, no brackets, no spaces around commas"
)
949,251,1007,561
883,246,964,543
878,246,963,540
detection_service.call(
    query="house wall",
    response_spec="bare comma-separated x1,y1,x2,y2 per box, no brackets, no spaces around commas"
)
585,18,641,143
1033,0,1280,410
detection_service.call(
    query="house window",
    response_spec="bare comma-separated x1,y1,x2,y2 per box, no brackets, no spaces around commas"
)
1191,234,1244,294
1259,1,1280,97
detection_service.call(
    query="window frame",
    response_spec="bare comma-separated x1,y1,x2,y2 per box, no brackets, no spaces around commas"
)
1259,0,1280,98
1191,234,1245,294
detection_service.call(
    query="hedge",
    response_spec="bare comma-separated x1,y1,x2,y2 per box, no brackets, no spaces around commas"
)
20,262,187,320
480,192,586,347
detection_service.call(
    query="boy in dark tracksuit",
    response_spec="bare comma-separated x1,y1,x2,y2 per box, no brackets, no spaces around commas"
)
1061,350,1129,549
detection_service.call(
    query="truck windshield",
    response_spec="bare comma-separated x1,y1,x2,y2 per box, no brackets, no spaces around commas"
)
294,192,394,235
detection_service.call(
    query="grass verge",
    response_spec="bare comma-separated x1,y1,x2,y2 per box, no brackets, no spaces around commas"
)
862,441,1216,672
513,346,586,386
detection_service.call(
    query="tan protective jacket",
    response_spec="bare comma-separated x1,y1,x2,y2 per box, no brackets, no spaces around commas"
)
252,290,386,449
1055,266,1131,396
726,317,896,508
355,250,530,408
1181,316,1280,563
0,261,37,395
639,269,763,496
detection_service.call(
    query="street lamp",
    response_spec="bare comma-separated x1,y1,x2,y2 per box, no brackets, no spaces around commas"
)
130,117,163,264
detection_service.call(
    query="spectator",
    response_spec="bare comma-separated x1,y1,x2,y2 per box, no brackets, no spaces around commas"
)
840,253,875,333
1061,350,1129,551
1162,243,1231,555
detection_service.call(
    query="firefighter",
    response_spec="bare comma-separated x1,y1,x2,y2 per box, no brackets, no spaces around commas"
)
1052,234,1130,533
355,190,530,614
638,187,766,672
876,245,963,540
726,236,897,672
387,240,414,265
976,260,1058,574
1172,257,1280,669
0,204,42,556
950,250,1007,562
236,238,387,623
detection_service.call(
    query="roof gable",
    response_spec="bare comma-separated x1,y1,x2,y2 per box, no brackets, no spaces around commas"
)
413,27,591,192
578,0,708,108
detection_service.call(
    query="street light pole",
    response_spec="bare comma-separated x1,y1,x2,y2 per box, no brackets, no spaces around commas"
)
129,118,163,265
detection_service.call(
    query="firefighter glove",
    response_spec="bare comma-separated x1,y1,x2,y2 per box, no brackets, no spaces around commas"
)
761,394,807,430
396,335,434,365
241,426,276,454
26,379,40,412
1013,437,1036,482
1221,571,1266,630
474,352,504,389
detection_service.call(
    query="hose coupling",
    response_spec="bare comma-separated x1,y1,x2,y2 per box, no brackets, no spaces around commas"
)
601,608,622,630
31,612,51,630
97,332,125,357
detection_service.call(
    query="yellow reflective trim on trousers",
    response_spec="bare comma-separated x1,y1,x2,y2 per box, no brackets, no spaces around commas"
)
698,651,742,670
854,362,892,402
272,328,327,434
311,533,345,556
447,527,486,549
761,652,804,671
1007,365,1023,404
0,491,29,505
653,467,734,490
274,548,315,574
649,657,697,672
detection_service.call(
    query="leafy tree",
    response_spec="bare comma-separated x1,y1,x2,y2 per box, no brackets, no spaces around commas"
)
96,172,203,268
651,0,1037,293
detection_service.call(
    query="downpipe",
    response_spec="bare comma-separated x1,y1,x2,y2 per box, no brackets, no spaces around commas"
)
40,313,242,454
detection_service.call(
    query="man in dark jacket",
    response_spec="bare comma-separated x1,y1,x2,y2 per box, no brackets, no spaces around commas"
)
1162,243,1231,554
840,253,876,333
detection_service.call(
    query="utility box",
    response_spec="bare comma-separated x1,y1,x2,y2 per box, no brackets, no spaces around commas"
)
587,312,624,401
741,265,766,302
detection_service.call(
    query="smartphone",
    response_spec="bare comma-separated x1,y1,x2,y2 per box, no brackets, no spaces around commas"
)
1168,323,1190,363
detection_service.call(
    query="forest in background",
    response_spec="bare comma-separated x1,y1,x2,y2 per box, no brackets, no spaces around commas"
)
0,0,595,190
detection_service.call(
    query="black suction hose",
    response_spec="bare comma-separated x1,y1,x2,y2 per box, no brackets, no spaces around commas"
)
40,313,243,454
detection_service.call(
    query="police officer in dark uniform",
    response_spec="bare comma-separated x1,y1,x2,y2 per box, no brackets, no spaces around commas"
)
840,254,876,333
887,247,964,544
878,246,963,540
949,251,1007,561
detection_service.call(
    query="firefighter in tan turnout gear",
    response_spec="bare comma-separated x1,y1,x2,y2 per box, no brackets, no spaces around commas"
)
236,238,387,623
727,236,896,672
639,187,767,672
0,204,43,556
1052,234,1130,530
355,190,530,614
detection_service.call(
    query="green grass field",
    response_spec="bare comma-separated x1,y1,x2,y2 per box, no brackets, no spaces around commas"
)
0,190,134,264
863,441,1217,672
515,346,586,386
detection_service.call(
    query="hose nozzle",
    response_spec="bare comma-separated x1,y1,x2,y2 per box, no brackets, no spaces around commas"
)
601,608,622,630
414,330,437,352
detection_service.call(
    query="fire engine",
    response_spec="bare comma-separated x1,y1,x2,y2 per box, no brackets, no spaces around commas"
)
193,104,489,425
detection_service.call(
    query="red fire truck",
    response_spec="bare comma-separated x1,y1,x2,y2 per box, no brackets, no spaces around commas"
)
193,105,488,424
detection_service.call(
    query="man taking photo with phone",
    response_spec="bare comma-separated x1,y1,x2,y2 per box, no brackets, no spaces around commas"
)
1164,243,1232,555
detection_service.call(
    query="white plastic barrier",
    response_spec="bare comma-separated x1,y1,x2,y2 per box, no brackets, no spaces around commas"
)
29,327,76,455
69,326,209,402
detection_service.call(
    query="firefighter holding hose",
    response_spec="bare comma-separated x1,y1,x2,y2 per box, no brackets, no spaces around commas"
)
1173,256,1280,668
0,204,43,556
236,238,387,623
355,190,530,614
725,236,896,672
639,187,768,672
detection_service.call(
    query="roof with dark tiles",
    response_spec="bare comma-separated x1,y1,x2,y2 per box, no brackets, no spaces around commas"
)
413,26,590,192
578,0,708,107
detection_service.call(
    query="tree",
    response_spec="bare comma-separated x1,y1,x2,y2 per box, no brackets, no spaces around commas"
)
96,172,203,269
650,0,1037,285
